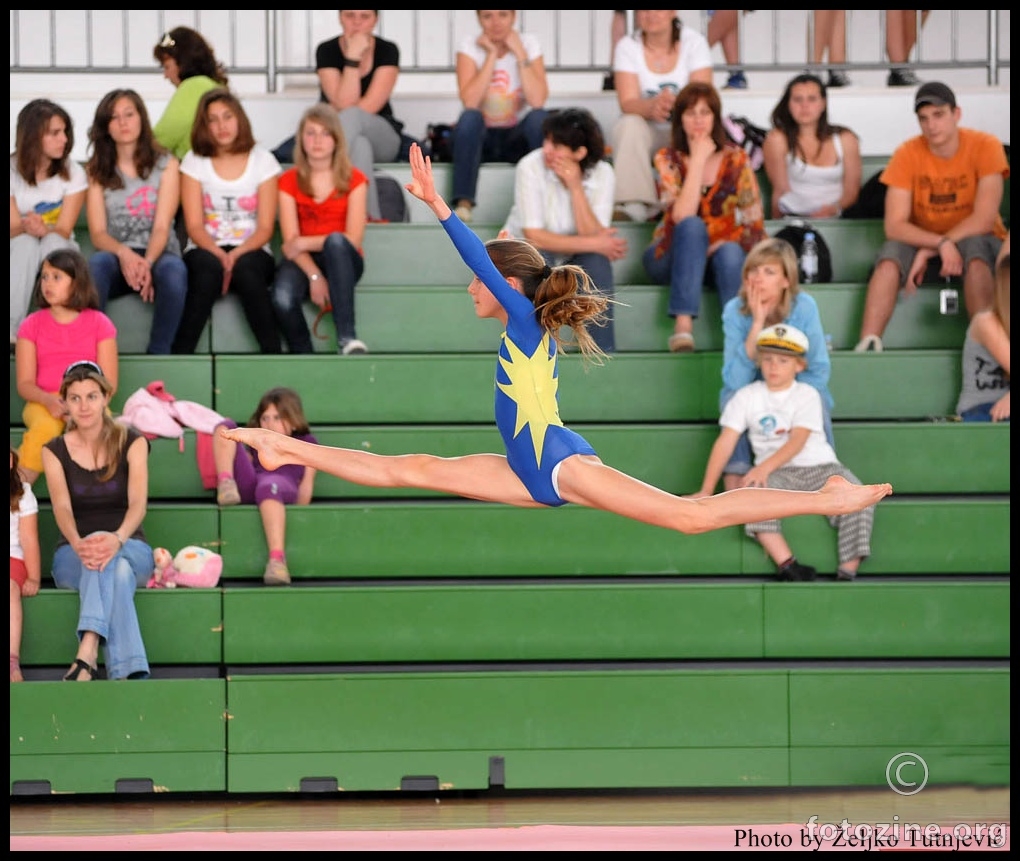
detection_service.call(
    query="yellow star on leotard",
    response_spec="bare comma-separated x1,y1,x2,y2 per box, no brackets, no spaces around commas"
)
496,333,561,467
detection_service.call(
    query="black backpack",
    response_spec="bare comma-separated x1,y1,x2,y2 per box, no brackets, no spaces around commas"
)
424,123,454,163
841,170,887,220
374,171,409,223
772,220,833,284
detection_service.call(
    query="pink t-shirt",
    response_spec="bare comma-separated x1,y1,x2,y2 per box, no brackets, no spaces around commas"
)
17,308,117,393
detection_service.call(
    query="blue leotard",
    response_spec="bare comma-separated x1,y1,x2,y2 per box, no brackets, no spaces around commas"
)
442,213,597,506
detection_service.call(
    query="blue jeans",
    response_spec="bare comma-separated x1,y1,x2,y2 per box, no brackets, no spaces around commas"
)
272,234,365,353
541,250,616,353
641,217,746,318
960,402,1008,422
90,249,189,354
52,539,154,680
451,108,548,205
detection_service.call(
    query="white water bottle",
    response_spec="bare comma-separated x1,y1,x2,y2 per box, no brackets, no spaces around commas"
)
801,232,819,284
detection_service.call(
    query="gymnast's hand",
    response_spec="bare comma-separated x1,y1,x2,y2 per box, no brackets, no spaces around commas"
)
406,143,451,221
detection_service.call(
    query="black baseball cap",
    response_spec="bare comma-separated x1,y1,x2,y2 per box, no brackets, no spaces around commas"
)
914,82,957,112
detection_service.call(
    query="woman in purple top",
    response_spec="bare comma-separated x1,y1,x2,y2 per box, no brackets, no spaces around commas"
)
212,387,318,586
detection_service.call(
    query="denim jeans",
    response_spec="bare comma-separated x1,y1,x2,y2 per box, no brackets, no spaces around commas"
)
451,108,548,205
272,233,365,353
90,249,189,354
641,217,746,318
540,250,616,354
52,538,154,680
174,246,281,354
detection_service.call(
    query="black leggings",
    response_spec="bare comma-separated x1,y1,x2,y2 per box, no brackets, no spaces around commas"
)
173,246,282,353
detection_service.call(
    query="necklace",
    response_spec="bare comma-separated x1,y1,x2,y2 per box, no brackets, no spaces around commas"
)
644,40,677,73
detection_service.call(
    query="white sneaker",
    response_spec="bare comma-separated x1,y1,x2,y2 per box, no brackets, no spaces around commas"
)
340,338,369,356
853,335,883,353
454,203,473,223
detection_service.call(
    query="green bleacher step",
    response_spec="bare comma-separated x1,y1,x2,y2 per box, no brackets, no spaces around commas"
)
36,504,220,577
212,351,964,424
220,580,1008,665
10,354,213,426
19,589,223,669
26,421,1007,502
206,278,968,355
10,679,227,794
224,667,1008,792
216,497,1009,579
788,668,1009,787
282,422,1010,500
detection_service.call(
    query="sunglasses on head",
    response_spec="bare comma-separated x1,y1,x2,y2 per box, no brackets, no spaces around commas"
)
159,32,176,48
63,360,103,378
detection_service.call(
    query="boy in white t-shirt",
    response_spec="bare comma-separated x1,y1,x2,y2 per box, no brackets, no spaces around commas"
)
690,323,875,581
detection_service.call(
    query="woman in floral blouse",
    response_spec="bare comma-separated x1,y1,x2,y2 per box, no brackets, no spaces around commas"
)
641,81,766,353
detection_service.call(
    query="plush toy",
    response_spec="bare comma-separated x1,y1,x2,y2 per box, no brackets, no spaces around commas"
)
148,546,223,589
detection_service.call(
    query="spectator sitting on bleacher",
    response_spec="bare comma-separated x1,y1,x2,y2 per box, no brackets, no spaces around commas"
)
41,361,153,681
719,238,833,493
172,89,283,355
762,73,862,220
219,142,892,538
642,82,767,354
501,107,624,354
689,323,876,581
854,82,1009,353
212,387,318,587
151,26,230,162
10,446,41,683
15,249,118,485
271,104,369,356
10,99,87,346
312,10,405,224
85,89,188,356
450,9,549,224
956,239,1009,422
610,9,712,224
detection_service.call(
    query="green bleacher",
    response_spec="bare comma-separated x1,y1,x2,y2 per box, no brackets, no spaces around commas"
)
9,161,1010,797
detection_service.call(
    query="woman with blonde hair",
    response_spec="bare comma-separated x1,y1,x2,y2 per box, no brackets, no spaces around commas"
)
271,104,370,355
719,237,833,490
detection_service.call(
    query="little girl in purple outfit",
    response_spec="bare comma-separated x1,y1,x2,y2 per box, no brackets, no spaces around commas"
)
212,387,317,586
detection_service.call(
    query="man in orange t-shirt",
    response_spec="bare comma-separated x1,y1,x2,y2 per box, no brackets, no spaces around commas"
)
855,82,1009,352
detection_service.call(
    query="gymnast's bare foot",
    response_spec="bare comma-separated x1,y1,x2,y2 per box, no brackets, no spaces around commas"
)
820,474,893,514
217,426,292,471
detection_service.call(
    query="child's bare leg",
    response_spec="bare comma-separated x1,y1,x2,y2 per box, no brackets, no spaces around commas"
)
756,532,794,567
219,427,543,506
557,458,892,535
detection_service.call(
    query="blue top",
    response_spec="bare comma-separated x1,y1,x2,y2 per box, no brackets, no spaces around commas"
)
441,213,597,506
720,291,833,412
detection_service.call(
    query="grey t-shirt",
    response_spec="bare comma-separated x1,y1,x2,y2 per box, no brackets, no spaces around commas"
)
101,152,181,256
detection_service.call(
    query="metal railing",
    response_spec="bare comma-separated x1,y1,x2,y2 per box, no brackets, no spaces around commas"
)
9,10,1010,92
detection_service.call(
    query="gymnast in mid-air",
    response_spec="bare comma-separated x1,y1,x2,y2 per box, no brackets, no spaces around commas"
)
220,143,892,535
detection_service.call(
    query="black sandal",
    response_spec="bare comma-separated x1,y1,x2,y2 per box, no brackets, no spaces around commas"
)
63,658,97,681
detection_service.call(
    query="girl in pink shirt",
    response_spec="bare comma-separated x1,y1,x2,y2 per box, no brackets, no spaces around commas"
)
14,249,118,483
